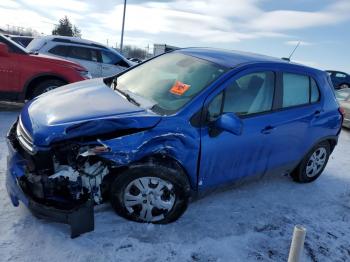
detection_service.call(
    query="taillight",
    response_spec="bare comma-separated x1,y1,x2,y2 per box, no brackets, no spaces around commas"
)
339,107,345,117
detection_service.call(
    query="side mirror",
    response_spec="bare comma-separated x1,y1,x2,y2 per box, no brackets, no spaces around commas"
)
0,43,9,57
214,113,243,135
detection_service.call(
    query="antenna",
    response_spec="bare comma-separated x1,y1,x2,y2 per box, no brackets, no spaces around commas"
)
282,41,301,62
288,41,300,60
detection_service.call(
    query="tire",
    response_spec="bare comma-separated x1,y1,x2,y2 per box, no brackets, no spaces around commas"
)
31,79,65,98
291,141,330,183
110,164,190,224
340,83,349,89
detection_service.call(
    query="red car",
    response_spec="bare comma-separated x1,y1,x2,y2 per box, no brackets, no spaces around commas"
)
0,34,91,101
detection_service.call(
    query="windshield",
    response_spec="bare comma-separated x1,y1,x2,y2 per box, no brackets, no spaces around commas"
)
116,52,227,115
0,34,29,54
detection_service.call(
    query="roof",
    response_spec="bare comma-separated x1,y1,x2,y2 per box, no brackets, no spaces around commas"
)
37,35,102,45
28,35,111,51
176,47,316,71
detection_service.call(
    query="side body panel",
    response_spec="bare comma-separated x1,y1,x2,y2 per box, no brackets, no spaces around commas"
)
0,52,19,92
195,63,342,190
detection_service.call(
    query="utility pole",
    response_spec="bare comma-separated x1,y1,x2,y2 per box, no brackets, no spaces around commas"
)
120,0,127,52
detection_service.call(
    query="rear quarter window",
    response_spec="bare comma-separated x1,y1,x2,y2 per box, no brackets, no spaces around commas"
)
282,73,320,108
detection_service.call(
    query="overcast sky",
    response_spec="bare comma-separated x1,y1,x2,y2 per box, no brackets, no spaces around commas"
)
1,0,349,72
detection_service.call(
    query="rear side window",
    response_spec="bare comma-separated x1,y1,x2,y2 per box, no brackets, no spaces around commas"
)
48,45,69,56
282,73,320,108
335,72,347,78
66,46,100,62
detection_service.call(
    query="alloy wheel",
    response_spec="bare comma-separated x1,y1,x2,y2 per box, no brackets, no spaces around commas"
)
305,147,327,178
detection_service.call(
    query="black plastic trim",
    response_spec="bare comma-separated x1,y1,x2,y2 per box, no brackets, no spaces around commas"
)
29,199,94,238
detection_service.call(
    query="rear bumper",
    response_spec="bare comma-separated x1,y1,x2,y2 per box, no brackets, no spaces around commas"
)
6,131,94,238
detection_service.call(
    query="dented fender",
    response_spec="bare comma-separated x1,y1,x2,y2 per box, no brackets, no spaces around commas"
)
98,117,200,189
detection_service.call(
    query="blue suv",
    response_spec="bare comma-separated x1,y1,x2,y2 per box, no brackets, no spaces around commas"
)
6,48,343,237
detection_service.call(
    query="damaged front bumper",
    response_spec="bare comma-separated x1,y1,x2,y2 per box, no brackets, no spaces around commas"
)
5,127,95,238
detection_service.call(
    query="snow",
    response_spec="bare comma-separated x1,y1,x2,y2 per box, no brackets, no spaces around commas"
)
1,109,350,261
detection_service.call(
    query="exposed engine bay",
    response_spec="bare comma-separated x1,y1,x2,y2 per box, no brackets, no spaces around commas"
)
13,127,113,209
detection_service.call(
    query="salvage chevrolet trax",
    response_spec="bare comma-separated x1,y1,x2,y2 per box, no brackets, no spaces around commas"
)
6,48,343,237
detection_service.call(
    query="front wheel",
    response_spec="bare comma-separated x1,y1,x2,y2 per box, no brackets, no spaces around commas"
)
110,165,190,224
291,141,330,183
31,79,65,98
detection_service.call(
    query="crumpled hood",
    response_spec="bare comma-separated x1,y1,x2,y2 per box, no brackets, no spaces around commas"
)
20,78,161,146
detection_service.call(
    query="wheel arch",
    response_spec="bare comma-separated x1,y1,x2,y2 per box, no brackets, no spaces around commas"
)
133,154,192,187
338,82,350,88
302,135,338,162
102,154,194,200
308,136,337,155
292,135,338,174
23,73,69,100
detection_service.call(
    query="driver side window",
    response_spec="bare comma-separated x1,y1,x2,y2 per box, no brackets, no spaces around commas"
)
208,71,275,121
101,50,129,67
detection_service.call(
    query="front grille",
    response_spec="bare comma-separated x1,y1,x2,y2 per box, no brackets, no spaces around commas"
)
16,117,35,154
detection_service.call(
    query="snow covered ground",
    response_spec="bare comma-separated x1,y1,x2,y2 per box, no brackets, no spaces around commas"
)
1,108,350,262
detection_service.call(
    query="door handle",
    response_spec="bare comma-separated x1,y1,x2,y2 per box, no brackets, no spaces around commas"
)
314,110,321,118
261,125,275,134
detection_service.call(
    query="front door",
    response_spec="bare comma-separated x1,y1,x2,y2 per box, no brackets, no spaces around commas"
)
100,50,128,77
0,42,18,92
199,70,277,189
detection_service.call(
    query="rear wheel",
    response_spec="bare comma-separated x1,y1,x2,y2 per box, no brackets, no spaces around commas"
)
340,83,349,89
291,141,330,183
110,165,190,223
31,79,65,98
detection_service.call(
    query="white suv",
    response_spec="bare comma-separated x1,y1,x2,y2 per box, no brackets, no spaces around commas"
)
27,36,134,78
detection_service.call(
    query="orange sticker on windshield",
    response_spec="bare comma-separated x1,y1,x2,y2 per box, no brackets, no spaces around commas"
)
170,81,191,95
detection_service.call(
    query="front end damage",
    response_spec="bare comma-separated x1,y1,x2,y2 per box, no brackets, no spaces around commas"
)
5,77,201,237
7,111,199,237
7,120,115,238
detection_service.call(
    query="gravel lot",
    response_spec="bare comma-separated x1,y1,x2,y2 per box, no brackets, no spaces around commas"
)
1,108,350,262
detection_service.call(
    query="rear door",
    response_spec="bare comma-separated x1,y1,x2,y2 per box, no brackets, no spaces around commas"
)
199,69,277,189
264,71,322,175
66,46,102,78
48,45,102,78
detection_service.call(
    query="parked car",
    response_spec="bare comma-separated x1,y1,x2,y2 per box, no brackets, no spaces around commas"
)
0,34,91,101
5,35,34,47
335,88,350,128
6,48,343,237
27,35,134,78
128,57,143,63
326,70,350,89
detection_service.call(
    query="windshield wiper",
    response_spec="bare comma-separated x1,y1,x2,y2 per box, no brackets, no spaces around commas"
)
112,78,140,106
